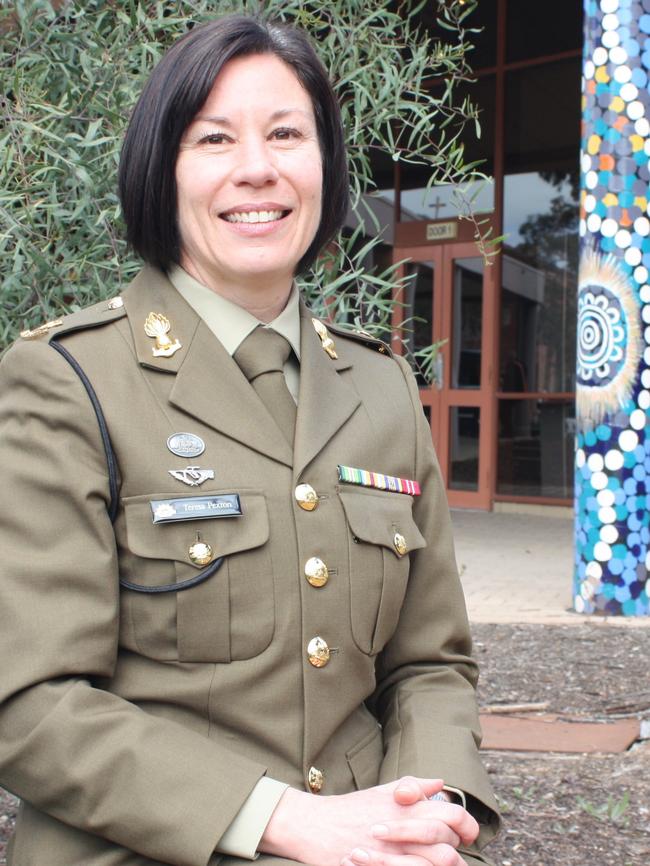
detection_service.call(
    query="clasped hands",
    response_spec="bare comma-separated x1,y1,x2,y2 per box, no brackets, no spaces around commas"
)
260,776,479,866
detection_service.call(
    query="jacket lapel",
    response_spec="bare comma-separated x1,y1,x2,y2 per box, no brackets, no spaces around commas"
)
122,267,293,467
294,303,361,478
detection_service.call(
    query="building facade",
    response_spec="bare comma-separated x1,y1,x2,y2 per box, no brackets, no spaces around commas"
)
355,0,583,510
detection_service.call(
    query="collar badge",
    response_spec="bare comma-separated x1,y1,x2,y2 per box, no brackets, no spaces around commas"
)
311,318,338,359
144,311,182,357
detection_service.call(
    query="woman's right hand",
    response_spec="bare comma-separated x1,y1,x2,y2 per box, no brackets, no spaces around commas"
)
259,776,479,866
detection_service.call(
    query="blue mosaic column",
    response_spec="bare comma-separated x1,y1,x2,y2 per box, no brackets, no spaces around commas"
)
575,0,650,615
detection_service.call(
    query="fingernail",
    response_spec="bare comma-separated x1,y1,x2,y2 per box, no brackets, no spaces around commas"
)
396,785,413,795
371,824,389,838
351,849,370,863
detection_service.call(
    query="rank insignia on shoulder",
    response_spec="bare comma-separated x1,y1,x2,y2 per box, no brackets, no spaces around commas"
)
144,311,182,357
337,464,421,496
168,466,215,487
311,318,338,359
20,319,64,340
107,297,124,310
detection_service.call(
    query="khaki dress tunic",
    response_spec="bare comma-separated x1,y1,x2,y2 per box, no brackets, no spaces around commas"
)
0,267,500,866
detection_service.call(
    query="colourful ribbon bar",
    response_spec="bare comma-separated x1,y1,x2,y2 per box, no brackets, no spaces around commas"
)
337,464,421,496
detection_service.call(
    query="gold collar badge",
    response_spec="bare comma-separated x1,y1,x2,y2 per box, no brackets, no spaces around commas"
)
20,319,63,340
311,318,338,359
144,312,182,358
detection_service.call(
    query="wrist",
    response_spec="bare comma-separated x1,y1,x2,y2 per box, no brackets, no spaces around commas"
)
259,787,313,859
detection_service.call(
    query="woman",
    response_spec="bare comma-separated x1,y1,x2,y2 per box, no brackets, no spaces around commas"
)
0,15,499,866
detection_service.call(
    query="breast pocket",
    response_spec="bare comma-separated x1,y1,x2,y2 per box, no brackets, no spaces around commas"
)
120,490,274,663
339,489,426,656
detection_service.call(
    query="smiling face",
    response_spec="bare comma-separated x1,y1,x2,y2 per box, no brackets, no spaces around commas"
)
175,53,323,301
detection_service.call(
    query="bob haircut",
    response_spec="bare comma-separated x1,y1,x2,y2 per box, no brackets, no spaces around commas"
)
118,15,349,275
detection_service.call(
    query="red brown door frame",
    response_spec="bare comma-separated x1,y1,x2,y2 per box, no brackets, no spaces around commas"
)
392,234,498,510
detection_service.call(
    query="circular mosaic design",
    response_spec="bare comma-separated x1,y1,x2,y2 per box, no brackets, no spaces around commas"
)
577,287,626,384
576,0,650,617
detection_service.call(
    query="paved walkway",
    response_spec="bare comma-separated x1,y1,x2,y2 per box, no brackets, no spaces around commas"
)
450,508,650,627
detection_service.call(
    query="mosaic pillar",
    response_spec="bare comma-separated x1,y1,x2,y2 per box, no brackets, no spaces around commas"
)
575,0,650,615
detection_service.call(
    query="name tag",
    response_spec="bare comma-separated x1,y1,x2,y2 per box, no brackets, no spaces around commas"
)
150,494,242,524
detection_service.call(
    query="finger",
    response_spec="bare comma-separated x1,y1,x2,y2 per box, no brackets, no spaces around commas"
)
347,848,432,866
392,777,444,805
414,803,479,847
371,818,461,848
348,846,462,866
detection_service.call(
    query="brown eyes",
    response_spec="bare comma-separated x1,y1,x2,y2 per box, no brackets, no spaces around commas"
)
196,127,302,146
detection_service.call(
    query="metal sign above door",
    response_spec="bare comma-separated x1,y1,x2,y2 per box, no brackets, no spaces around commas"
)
426,221,458,242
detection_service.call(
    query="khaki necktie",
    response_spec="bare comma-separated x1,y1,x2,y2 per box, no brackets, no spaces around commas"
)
234,326,297,444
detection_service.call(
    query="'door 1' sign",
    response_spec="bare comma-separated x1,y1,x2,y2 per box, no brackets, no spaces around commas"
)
426,221,458,242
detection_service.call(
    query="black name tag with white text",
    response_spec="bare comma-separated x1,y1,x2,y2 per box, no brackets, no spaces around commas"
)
150,494,242,524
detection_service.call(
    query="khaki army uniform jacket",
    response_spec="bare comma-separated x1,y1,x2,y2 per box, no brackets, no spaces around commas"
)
0,266,499,866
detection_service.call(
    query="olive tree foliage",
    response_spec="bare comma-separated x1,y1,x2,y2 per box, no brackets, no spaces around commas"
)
0,0,486,361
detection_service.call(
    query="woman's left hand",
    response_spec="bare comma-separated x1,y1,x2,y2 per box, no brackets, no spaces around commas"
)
340,777,477,866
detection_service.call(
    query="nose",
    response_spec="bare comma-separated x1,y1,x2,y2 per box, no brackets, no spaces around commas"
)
231,137,280,187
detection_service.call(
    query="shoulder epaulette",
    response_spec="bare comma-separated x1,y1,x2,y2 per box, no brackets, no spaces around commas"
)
320,320,393,357
20,296,126,342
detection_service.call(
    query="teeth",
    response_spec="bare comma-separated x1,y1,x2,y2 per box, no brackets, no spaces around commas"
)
224,210,284,224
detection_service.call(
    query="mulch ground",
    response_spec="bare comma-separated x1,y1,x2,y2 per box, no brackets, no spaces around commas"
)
474,622,650,866
0,622,648,865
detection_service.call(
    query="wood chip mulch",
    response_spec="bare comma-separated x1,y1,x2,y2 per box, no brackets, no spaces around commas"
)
0,622,648,865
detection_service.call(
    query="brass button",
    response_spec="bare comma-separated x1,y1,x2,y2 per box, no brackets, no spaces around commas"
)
393,532,408,557
304,556,329,587
295,483,318,511
308,766,324,793
307,636,330,667
188,540,213,565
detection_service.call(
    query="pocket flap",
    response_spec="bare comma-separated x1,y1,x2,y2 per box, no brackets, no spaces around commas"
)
339,489,427,555
346,727,383,790
123,490,269,567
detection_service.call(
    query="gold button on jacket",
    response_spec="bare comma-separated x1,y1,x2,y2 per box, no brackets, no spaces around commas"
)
295,482,319,511
308,766,324,793
304,556,329,587
0,267,499,866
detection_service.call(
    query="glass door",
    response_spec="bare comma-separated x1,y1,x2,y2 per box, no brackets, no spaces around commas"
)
394,242,497,509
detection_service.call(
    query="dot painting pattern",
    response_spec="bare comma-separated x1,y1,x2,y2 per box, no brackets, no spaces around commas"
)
577,0,650,616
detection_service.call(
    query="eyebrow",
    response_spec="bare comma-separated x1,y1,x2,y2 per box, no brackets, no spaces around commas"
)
194,108,314,125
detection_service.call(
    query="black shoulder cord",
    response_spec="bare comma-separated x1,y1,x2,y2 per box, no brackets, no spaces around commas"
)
50,340,119,523
49,340,224,594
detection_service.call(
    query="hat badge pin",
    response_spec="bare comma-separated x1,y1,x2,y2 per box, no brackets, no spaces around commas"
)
144,312,182,357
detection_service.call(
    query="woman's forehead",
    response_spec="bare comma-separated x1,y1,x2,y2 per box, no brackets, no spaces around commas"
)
193,53,315,121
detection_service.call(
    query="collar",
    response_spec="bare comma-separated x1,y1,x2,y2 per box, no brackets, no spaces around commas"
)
169,265,301,360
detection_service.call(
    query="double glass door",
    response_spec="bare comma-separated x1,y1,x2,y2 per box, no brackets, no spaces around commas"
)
393,242,497,509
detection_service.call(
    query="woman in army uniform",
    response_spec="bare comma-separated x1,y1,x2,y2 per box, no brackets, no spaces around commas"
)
0,15,499,866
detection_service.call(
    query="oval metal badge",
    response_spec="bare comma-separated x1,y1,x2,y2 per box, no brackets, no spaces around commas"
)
167,432,205,458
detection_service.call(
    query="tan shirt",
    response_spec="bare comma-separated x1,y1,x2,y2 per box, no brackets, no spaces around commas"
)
169,265,301,402
168,265,292,858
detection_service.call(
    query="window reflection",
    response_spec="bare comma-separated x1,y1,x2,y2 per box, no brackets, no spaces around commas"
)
500,181,578,392
506,0,582,63
450,406,480,491
403,261,434,386
399,74,496,222
502,60,580,393
452,258,483,389
497,400,575,498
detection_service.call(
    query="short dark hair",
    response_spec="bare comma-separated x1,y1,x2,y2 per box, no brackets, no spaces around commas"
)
118,15,349,275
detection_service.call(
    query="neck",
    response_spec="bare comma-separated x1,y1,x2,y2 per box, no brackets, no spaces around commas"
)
179,258,292,323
